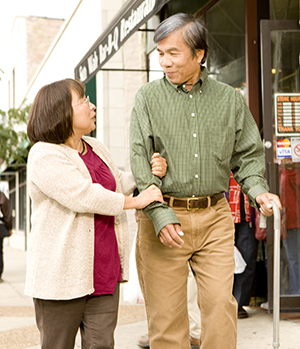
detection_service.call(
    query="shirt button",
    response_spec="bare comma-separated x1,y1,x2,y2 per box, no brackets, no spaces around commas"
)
195,154,198,158
191,113,195,117
199,90,203,94
189,95,193,98
193,133,197,137
195,174,199,179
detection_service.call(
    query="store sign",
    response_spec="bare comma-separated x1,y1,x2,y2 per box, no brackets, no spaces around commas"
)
275,93,300,136
276,137,300,162
276,138,292,159
75,0,170,84
291,137,300,162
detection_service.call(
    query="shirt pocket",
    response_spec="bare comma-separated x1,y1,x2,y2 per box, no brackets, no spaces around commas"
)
209,126,235,166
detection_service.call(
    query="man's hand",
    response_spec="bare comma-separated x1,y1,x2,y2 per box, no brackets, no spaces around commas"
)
159,224,184,248
151,152,167,178
256,193,282,217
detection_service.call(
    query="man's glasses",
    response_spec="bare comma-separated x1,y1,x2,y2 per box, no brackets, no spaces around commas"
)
72,96,90,107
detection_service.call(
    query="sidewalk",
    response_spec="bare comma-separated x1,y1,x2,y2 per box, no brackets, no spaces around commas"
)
1,245,300,349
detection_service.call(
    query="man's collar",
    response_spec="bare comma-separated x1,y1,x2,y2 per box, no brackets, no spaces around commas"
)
164,66,208,91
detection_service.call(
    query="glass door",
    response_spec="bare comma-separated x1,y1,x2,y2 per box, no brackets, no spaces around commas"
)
261,19,300,312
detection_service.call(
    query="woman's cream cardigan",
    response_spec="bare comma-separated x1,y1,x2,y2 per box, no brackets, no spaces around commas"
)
25,136,135,300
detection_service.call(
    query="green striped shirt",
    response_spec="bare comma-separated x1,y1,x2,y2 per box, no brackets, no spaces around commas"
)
130,66,269,235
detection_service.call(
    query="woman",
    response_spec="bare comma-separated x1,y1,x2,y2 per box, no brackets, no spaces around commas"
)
0,190,13,283
25,78,166,349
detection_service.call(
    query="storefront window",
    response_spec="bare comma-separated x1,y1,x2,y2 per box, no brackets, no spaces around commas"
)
271,29,300,295
269,0,299,20
271,30,300,94
205,0,246,94
85,76,97,138
166,0,209,16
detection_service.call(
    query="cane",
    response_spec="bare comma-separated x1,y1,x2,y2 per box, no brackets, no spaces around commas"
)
259,201,281,348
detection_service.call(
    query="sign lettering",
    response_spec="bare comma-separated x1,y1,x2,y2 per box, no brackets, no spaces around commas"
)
275,93,300,136
75,0,170,84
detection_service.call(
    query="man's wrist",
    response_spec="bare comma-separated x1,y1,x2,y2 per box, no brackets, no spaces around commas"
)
143,205,181,236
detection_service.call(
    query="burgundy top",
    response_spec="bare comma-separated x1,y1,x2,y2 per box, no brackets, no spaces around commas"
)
80,143,122,295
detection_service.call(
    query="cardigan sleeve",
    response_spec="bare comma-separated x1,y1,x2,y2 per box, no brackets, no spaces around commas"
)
117,170,136,196
27,143,125,217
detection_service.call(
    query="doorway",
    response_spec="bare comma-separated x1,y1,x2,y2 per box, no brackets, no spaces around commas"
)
261,19,300,312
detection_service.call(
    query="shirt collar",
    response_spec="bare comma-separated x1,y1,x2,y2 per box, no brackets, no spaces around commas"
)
164,66,208,92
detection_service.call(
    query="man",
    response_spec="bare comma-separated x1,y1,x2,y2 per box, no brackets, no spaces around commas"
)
130,13,281,349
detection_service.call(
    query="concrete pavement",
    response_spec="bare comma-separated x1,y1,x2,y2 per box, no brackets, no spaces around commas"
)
1,244,300,349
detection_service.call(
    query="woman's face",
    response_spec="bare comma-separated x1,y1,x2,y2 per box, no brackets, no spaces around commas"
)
71,89,96,137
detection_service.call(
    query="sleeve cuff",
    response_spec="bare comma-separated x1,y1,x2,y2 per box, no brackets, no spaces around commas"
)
143,204,181,236
247,183,269,209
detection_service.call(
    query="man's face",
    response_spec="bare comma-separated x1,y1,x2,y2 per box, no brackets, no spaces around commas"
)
157,29,204,86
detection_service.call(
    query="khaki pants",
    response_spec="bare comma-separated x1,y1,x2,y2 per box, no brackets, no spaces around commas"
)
136,197,237,349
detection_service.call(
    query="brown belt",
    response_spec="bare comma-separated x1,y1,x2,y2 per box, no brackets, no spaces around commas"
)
163,193,224,211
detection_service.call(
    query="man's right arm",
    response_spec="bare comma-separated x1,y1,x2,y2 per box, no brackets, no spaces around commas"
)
129,90,180,236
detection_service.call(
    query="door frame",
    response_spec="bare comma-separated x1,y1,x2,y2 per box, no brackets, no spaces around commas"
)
260,19,300,312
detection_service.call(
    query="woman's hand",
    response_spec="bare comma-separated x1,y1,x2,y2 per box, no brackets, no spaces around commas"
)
135,184,164,208
123,185,163,210
151,153,167,178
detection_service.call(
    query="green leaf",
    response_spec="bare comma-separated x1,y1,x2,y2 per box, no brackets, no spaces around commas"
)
0,102,31,167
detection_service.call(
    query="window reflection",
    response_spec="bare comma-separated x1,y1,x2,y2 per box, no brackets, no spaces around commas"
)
206,0,245,91
271,30,300,296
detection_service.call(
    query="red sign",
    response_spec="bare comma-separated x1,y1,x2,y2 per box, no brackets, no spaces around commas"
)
277,138,291,147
